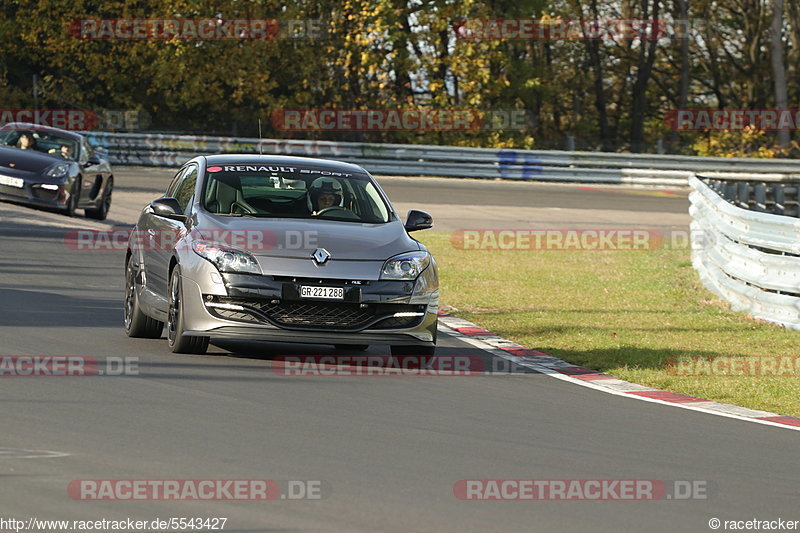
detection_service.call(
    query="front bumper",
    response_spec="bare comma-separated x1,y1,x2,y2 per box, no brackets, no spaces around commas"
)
0,180,71,209
178,268,438,345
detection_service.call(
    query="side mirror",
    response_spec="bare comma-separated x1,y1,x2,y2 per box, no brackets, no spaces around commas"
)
404,210,433,232
84,155,101,167
150,197,186,221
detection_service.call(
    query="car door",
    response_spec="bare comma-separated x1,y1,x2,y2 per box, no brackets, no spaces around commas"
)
140,166,187,300
148,164,199,298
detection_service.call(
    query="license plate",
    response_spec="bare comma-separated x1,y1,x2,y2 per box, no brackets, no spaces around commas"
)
300,286,344,300
0,175,23,188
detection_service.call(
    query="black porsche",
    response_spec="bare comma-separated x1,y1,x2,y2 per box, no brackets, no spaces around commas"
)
0,122,113,219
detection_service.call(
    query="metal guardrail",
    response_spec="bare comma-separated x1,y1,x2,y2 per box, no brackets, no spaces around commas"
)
86,131,800,185
689,174,800,330
704,178,800,217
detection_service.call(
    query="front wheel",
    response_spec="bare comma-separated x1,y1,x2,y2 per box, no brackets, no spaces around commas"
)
167,267,209,354
62,181,79,217
85,177,112,220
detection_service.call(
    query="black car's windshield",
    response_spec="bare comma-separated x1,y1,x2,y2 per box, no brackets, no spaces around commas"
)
202,164,391,223
0,129,79,161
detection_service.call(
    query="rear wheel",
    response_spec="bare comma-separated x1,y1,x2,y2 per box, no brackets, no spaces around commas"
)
334,344,369,351
167,267,209,354
85,177,112,220
124,256,163,338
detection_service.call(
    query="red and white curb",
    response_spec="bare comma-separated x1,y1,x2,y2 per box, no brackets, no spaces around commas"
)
437,310,800,433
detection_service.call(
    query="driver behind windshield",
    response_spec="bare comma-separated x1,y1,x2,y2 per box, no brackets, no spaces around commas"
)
307,177,344,216
49,144,73,159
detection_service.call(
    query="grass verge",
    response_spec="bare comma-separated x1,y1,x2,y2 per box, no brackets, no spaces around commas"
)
416,231,800,417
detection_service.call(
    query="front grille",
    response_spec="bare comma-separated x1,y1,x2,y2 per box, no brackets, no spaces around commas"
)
207,297,425,331
265,302,373,328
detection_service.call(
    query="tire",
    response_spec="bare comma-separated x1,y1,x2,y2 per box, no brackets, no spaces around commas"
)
85,177,112,220
62,181,79,217
334,344,369,351
124,256,163,338
167,267,209,354
390,344,436,356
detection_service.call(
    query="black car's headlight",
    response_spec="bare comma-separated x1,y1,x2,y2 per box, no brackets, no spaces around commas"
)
380,251,430,280
192,240,262,275
46,163,70,178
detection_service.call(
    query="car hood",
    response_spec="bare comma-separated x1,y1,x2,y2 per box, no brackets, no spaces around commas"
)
193,212,420,261
0,146,64,174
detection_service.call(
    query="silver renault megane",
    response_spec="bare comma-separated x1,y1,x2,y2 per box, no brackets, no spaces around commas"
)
124,155,438,355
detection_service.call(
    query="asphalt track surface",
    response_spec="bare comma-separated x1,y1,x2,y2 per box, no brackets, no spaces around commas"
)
0,168,797,533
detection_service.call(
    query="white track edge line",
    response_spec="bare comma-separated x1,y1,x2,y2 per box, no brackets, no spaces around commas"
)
440,320,800,433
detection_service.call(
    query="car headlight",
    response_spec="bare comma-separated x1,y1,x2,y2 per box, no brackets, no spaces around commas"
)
380,251,430,280
46,163,70,178
192,240,262,275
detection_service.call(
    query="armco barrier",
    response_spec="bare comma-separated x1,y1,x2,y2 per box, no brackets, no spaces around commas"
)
690,174,800,330
85,132,800,185
703,175,800,217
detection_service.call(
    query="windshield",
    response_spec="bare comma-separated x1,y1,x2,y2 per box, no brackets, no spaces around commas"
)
202,164,391,223
0,129,79,161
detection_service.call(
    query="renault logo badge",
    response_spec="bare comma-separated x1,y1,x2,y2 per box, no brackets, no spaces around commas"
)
312,248,331,264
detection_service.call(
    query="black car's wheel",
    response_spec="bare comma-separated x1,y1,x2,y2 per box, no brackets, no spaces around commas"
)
167,267,209,354
62,181,80,217
124,256,163,338
85,177,112,220
390,344,436,356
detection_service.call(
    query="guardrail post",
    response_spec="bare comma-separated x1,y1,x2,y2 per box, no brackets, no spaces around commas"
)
773,185,785,215
723,182,737,203
754,184,767,212
737,182,750,209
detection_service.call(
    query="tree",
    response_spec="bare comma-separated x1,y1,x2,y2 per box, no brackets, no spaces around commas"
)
770,0,790,147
